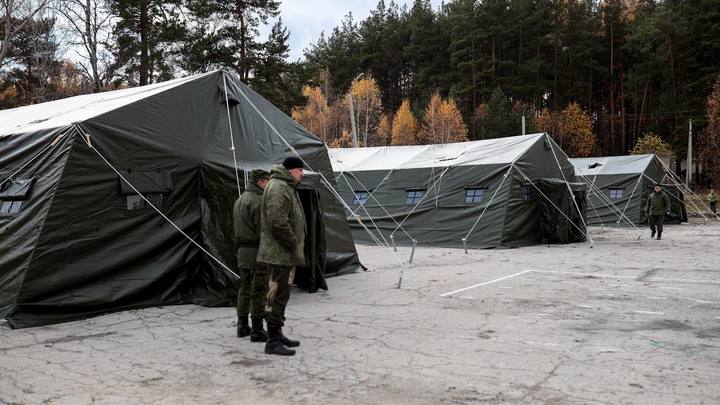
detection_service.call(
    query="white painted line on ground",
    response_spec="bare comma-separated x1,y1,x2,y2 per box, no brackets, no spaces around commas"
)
440,270,532,297
577,305,594,309
633,310,666,315
440,269,720,298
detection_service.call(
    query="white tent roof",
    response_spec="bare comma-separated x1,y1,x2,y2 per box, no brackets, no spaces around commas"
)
329,133,545,172
570,154,657,176
0,72,215,137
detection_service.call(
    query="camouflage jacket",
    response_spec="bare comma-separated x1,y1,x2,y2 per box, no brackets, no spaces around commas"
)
233,182,264,269
257,165,306,267
645,190,671,216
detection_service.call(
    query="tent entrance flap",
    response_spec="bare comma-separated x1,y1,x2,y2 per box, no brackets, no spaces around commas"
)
537,179,587,244
294,188,328,293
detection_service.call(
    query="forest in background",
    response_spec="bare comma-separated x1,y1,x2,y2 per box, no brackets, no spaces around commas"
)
1,0,719,185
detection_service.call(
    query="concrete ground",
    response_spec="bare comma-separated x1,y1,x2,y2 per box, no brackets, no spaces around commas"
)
1,222,719,405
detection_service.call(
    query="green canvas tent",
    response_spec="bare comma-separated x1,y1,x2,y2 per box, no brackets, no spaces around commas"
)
329,133,587,249
570,154,687,225
0,70,361,328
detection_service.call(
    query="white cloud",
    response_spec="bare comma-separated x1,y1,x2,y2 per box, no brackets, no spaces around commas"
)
259,0,444,61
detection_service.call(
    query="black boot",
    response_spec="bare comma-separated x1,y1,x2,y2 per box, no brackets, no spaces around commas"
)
650,228,656,238
278,328,300,348
237,316,251,338
657,231,662,240
265,326,295,356
250,317,267,342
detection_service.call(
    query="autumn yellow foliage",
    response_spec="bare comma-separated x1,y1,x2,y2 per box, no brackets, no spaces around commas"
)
419,93,468,144
291,86,331,142
391,99,419,145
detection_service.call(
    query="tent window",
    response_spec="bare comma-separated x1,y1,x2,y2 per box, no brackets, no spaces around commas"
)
127,194,164,210
609,188,624,199
464,188,485,204
0,200,22,215
521,185,533,201
405,189,425,205
352,190,370,205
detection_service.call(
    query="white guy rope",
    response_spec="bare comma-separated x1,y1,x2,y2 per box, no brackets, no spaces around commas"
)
390,166,451,238
514,166,594,246
335,167,415,242
230,78,405,263
548,140,592,241
222,74,243,198
336,170,392,248
656,159,719,222
645,173,711,222
657,172,709,222
583,174,606,230
463,164,513,241
577,174,642,231
0,129,67,190
74,125,242,280
617,175,643,225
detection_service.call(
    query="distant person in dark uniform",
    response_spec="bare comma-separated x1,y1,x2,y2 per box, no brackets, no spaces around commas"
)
645,183,671,240
707,188,717,214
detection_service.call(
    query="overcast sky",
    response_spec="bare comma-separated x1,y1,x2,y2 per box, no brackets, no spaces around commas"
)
261,0,444,61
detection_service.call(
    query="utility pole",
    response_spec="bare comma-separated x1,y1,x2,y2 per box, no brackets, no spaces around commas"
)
686,118,692,188
348,94,358,148
522,115,526,135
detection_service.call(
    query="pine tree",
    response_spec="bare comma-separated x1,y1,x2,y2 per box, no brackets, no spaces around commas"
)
182,0,280,81
107,0,186,85
481,87,521,138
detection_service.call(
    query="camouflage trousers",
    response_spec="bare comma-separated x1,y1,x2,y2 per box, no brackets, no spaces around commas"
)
236,267,268,318
265,265,295,328
648,214,665,233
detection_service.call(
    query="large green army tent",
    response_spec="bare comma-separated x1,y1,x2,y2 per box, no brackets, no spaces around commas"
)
0,70,360,328
329,133,588,249
570,154,687,225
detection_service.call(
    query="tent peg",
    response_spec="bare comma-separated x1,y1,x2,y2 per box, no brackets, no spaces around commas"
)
408,239,417,263
390,234,397,252
462,238,468,254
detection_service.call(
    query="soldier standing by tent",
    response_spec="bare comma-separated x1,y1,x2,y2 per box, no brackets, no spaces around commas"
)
234,169,271,341
708,188,718,214
257,156,306,356
645,183,671,240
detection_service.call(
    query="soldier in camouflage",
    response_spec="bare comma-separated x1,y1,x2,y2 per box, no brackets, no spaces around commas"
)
257,156,306,356
645,183,671,240
234,169,270,342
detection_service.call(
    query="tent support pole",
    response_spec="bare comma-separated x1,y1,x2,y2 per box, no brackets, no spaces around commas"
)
408,239,417,264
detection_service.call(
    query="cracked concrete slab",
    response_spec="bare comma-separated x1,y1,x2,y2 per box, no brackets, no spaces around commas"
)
1,223,719,404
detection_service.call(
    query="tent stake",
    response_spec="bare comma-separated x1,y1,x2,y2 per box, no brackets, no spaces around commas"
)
408,239,417,263
390,234,397,252
462,238,468,254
